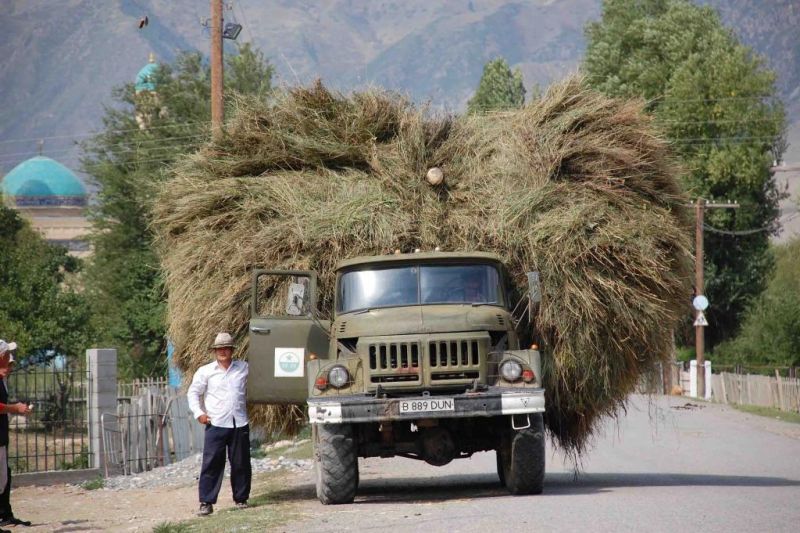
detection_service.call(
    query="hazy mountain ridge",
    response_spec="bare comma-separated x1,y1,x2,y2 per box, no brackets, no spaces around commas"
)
0,0,797,173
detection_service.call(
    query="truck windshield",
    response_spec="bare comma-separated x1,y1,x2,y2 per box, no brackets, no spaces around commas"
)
337,263,502,313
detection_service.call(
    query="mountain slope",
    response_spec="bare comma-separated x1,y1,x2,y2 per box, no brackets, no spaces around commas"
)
0,0,797,176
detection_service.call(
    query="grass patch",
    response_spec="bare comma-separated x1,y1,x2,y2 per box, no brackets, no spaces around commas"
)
82,476,104,490
250,446,267,460
269,439,313,461
154,469,309,532
734,404,800,424
153,522,191,533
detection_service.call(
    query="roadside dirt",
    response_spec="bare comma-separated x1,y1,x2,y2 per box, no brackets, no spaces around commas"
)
15,479,201,532
12,441,313,533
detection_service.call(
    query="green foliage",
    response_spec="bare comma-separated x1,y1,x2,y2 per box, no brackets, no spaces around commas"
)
81,476,105,490
733,404,800,425
583,0,786,347
82,44,274,379
0,194,94,360
715,240,800,367
467,57,526,113
60,446,90,470
152,523,191,533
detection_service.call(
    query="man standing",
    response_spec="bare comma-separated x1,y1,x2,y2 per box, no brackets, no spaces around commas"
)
187,332,251,516
0,340,32,530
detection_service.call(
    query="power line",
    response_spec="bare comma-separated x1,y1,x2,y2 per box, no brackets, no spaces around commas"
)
651,94,779,104
703,223,772,236
232,0,255,43
656,117,783,126
670,135,779,144
0,134,208,162
0,122,208,146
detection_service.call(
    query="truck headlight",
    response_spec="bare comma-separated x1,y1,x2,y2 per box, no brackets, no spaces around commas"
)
500,360,523,382
328,365,350,388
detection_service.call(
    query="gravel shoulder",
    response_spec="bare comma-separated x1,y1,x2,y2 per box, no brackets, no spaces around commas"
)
11,440,313,533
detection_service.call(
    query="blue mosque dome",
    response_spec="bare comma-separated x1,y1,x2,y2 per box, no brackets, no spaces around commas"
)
135,54,159,93
1,156,87,207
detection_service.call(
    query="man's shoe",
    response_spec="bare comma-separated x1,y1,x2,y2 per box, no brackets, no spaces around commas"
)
235,501,249,509
0,516,31,526
197,503,213,516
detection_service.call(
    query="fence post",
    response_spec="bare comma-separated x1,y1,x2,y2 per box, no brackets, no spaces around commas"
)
87,349,118,473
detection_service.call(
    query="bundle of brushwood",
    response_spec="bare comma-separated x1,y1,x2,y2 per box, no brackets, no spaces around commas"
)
153,76,692,455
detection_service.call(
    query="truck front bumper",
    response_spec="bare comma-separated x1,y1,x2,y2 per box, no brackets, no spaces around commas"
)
307,387,545,424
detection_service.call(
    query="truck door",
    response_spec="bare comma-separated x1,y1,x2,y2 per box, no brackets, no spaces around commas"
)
248,269,330,404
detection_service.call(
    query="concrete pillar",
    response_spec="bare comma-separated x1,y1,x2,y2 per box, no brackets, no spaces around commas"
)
689,360,712,400
86,349,118,472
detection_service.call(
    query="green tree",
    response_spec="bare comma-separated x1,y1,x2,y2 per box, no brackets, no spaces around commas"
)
716,239,800,368
0,194,93,361
467,58,526,113
583,0,786,347
82,44,274,378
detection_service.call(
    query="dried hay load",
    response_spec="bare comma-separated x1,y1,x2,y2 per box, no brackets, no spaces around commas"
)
153,76,692,454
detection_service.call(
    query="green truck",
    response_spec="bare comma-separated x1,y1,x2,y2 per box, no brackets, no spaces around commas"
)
247,251,546,504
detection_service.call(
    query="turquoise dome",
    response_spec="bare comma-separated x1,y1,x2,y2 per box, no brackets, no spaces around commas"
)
1,157,86,206
135,62,158,93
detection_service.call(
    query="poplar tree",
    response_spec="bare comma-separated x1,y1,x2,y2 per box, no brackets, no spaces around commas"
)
467,58,526,113
583,0,786,346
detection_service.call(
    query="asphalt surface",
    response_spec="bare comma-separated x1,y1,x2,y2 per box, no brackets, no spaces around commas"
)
277,395,800,533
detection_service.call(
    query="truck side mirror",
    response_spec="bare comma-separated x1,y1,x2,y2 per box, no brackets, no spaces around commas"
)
252,270,319,318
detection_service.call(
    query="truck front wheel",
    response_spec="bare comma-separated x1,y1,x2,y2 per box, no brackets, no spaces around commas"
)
497,413,545,495
314,423,359,504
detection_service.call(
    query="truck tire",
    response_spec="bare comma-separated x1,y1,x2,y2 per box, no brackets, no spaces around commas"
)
498,413,545,495
314,423,358,504
496,449,506,486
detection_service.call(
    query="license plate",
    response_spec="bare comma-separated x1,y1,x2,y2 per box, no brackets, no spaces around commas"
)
399,397,455,414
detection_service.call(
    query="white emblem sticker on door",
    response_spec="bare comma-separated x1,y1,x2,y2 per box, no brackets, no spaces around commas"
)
274,347,305,377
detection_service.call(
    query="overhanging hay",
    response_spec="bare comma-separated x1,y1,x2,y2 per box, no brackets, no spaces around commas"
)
153,77,692,453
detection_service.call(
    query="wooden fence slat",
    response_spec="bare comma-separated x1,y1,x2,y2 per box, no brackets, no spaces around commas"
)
775,370,785,411
713,372,800,414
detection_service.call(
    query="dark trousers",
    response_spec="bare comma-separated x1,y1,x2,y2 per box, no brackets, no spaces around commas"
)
0,464,10,518
199,424,251,504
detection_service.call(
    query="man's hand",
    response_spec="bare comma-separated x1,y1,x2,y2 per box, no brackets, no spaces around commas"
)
11,403,32,416
197,413,211,425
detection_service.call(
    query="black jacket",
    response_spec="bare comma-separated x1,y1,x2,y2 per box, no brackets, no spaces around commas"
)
0,380,8,447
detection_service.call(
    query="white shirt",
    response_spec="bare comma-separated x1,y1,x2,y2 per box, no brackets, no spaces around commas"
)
187,360,249,428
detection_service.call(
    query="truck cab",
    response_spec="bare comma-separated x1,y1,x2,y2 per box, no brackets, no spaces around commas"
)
248,251,546,504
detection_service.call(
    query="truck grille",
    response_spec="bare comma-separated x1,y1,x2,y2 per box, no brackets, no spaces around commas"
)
369,342,420,370
428,338,482,381
429,340,480,367
362,334,488,388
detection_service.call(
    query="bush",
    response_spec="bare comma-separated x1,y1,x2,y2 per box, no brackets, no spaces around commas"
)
715,239,800,367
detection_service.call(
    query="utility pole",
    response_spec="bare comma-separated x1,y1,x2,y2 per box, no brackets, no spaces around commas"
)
692,198,738,399
694,199,706,398
210,0,224,138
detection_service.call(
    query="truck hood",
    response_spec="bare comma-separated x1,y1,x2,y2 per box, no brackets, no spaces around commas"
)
334,305,508,338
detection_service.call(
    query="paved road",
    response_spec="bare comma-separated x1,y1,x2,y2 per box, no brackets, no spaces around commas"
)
277,395,800,533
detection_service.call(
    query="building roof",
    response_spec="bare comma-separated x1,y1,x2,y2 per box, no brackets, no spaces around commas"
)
1,156,86,198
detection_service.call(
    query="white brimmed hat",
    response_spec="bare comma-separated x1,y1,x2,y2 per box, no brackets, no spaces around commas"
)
0,340,17,361
212,332,235,348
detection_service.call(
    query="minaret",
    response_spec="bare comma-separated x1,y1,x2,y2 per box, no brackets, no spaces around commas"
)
135,53,160,129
